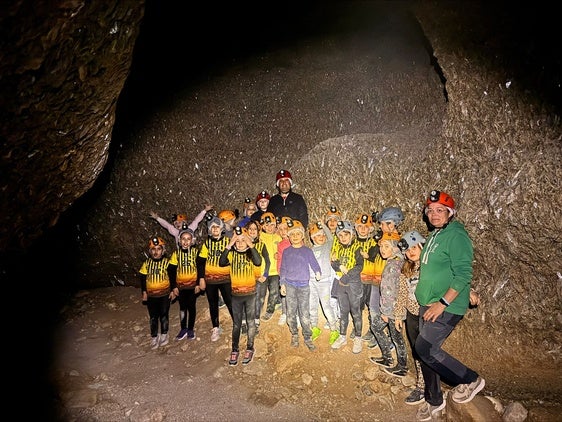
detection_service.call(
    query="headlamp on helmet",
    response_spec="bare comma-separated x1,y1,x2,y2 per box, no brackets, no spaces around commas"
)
336,220,354,235
398,230,426,252
149,236,166,248
426,190,455,209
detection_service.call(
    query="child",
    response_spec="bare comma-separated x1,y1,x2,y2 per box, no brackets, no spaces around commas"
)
279,219,321,351
170,226,202,341
251,190,270,223
325,206,342,322
257,212,282,323
354,213,379,347
330,220,365,354
150,204,213,245
367,207,405,346
219,226,262,365
394,230,426,403
197,216,233,342
139,236,179,349
237,197,257,227
244,219,271,334
275,215,292,325
308,221,339,345
218,209,238,238
369,232,408,376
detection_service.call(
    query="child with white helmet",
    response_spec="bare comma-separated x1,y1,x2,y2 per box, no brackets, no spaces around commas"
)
197,216,233,342
330,220,365,353
393,230,426,403
308,221,340,345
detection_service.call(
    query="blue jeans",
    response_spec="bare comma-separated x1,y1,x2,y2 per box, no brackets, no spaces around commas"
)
285,284,312,339
416,306,479,406
231,293,257,352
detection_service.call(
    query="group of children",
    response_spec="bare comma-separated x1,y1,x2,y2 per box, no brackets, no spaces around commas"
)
139,186,485,419
140,195,472,391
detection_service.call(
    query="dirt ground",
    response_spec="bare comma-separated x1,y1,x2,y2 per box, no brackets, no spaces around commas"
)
50,286,560,422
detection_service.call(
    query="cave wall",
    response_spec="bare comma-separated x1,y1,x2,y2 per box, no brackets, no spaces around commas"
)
0,0,145,251
1,0,560,358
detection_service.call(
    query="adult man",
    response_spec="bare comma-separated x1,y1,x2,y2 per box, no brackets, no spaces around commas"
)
268,169,309,228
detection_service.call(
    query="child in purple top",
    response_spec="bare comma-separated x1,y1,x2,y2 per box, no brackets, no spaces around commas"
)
279,219,321,351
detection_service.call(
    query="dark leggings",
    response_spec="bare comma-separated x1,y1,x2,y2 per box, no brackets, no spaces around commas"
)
177,288,198,330
147,295,171,337
206,282,233,327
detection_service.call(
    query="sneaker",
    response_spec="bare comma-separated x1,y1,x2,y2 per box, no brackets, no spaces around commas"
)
361,331,374,342
352,337,363,354
405,387,425,405
311,327,322,341
242,349,255,365
415,401,446,421
383,365,408,378
278,313,287,325
451,376,485,404
150,335,159,349
329,330,340,345
331,335,347,350
290,335,299,348
176,328,188,341
159,333,169,346
304,339,316,351
229,350,239,366
261,312,273,322
187,329,195,339
369,356,393,368
211,326,221,342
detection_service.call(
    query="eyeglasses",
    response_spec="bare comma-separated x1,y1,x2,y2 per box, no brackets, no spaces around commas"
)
425,207,448,215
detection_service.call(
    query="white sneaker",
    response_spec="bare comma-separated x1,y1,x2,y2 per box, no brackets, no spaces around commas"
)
352,336,363,354
151,335,159,349
278,314,287,325
331,335,347,349
159,333,169,346
211,327,221,342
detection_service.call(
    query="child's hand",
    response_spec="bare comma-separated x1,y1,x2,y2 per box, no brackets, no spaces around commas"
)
314,272,321,281
204,204,213,212
150,211,158,219
339,265,348,275
469,288,481,307
258,276,266,283
360,250,369,259
142,291,148,305
280,285,287,296
394,319,403,331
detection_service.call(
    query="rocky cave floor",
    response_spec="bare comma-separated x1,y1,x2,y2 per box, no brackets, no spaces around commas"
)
50,287,561,421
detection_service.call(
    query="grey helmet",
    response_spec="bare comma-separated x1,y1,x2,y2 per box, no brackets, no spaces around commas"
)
398,230,426,252
336,220,354,235
377,207,404,225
